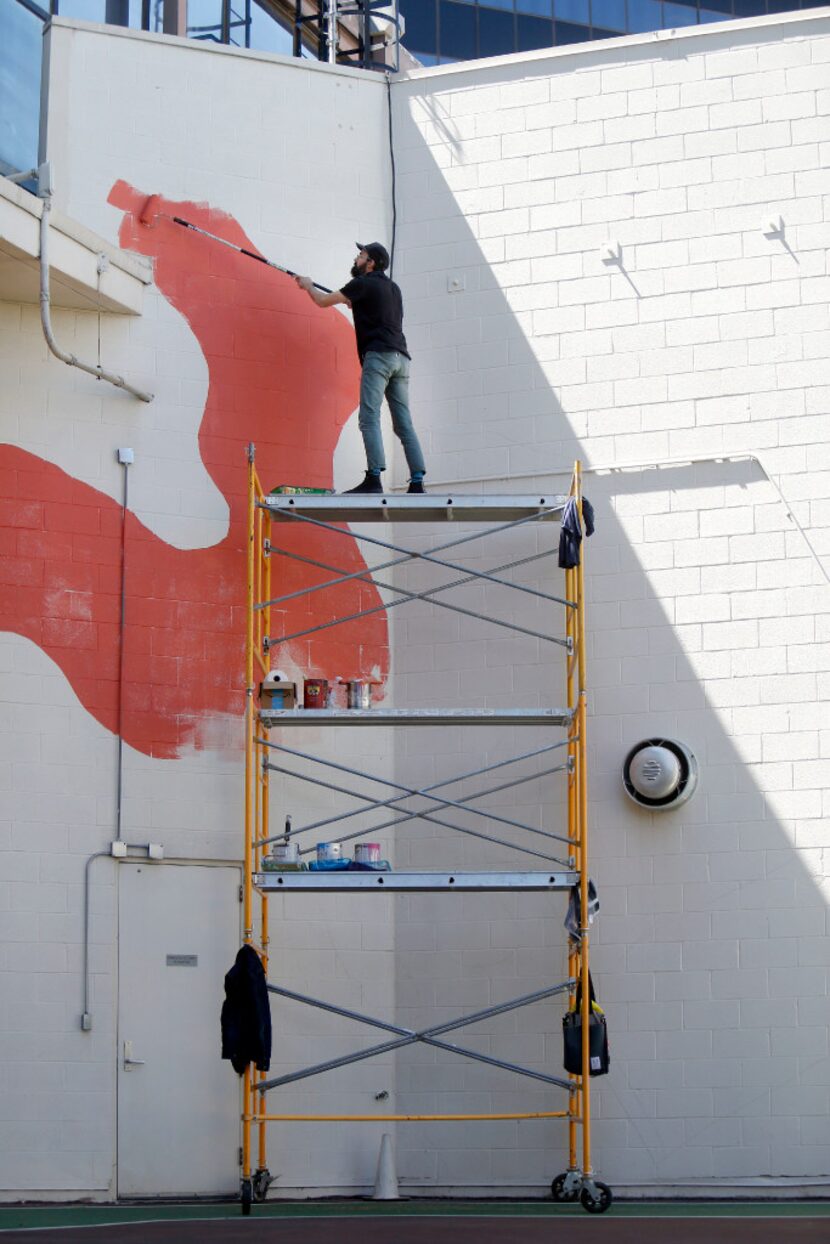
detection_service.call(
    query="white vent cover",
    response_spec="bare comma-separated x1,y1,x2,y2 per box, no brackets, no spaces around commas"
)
622,739,698,811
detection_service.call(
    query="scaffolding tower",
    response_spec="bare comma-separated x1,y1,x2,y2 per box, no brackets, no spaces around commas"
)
241,445,610,1214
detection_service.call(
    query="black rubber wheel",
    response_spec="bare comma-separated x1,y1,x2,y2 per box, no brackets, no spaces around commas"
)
580,1181,612,1214
241,1178,252,1216
551,1173,578,1202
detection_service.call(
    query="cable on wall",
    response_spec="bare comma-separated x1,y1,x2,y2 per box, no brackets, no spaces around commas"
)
386,73,397,276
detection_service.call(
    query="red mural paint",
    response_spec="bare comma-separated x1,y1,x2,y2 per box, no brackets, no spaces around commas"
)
0,184,389,758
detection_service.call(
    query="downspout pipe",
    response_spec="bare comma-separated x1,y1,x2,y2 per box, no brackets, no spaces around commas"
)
37,177,153,403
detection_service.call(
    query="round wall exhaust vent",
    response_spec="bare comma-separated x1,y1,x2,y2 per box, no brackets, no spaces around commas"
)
622,738,698,811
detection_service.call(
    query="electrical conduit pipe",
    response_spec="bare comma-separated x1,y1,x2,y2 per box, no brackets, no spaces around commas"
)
39,192,153,403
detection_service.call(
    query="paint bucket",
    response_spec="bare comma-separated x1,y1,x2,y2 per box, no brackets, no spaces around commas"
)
317,842,341,862
304,678,328,709
346,680,373,709
354,842,381,865
272,840,299,865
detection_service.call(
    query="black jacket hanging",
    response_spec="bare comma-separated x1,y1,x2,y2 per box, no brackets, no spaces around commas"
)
558,496,595,569
221,944,272,1075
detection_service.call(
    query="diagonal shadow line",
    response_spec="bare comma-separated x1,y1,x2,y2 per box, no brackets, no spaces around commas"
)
389,53,829,1181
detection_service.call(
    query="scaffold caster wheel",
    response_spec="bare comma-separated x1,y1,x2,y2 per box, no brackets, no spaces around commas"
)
580,1181,612,1214
252,1167,273,1202
241,1178,252,1215
550,1172,579,1202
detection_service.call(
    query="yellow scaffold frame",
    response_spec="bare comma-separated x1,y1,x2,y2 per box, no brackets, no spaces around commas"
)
241,447,602,1212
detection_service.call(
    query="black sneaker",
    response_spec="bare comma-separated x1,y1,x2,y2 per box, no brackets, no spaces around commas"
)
407,480,426,494
344,472,383,495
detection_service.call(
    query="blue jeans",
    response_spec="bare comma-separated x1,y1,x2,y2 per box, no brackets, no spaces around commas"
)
358,350,425,477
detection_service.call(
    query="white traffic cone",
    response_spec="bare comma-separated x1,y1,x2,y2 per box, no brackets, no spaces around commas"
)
373,1132,399,1200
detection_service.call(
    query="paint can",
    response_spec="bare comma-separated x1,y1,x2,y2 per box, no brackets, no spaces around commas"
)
354,842,381,865
304,678,328,709
272,840,299,865
346,680,373,709
317,842,341,863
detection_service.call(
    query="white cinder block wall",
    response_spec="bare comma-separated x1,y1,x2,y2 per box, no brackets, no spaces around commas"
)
390,11,829,1193
0,9,828,1202
0,21,397,1199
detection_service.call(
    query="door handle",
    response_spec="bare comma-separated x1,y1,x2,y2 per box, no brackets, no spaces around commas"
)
123,1040,146,1070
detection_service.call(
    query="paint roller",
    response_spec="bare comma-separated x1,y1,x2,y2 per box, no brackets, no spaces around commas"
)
137,194,333,293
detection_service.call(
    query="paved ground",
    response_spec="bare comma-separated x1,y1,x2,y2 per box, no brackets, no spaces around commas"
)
1,1202,828,1243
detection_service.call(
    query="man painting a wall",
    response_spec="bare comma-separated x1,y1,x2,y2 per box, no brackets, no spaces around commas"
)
295,243,427,494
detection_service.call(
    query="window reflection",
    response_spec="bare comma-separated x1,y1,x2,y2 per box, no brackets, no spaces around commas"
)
591,0,625,29
247,1,293,53
517,12,553,46
554,0,589,24
439,0,476,57
479,4,514,54
554,17,590,40
626,0,662,30
663,2,698,23
404,0,437,54
188,0,224,41
0,0,42,175
57,0,107,19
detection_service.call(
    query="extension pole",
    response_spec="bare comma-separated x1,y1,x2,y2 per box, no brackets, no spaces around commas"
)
138,197,332,293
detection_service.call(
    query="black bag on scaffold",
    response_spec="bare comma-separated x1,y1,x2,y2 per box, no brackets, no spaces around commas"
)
562,971,609,1077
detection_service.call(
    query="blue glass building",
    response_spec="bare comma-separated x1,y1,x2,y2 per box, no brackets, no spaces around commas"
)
399,0,825,64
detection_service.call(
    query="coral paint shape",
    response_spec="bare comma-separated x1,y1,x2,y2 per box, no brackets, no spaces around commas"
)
0,187,388,758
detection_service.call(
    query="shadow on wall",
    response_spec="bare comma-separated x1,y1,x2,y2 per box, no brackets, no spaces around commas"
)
385,52,828,1191
0,183,390,758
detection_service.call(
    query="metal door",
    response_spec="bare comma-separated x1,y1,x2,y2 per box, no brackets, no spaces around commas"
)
117,862,241,1196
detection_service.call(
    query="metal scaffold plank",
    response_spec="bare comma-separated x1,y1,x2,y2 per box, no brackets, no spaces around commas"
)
259,706,574,727
262,494,569,523
254,870,579,892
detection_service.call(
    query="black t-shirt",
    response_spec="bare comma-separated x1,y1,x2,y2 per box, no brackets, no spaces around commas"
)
340,271,410,364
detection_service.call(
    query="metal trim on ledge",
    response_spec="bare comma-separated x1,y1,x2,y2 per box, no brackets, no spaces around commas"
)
254,870,579,892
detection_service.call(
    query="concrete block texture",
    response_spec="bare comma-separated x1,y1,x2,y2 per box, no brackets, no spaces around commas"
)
1,5,829,1207
392,9,830,1199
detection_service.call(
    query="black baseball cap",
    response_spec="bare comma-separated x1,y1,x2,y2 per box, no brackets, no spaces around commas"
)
356,241,389,271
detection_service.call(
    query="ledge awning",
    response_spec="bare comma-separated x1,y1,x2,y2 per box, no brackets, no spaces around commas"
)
0,177,152,313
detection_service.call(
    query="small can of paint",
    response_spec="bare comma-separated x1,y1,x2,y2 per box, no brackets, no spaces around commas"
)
316,842,341,863
304,678,328,709
272,840,299,865
346,680,373,710
354,842,381,865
